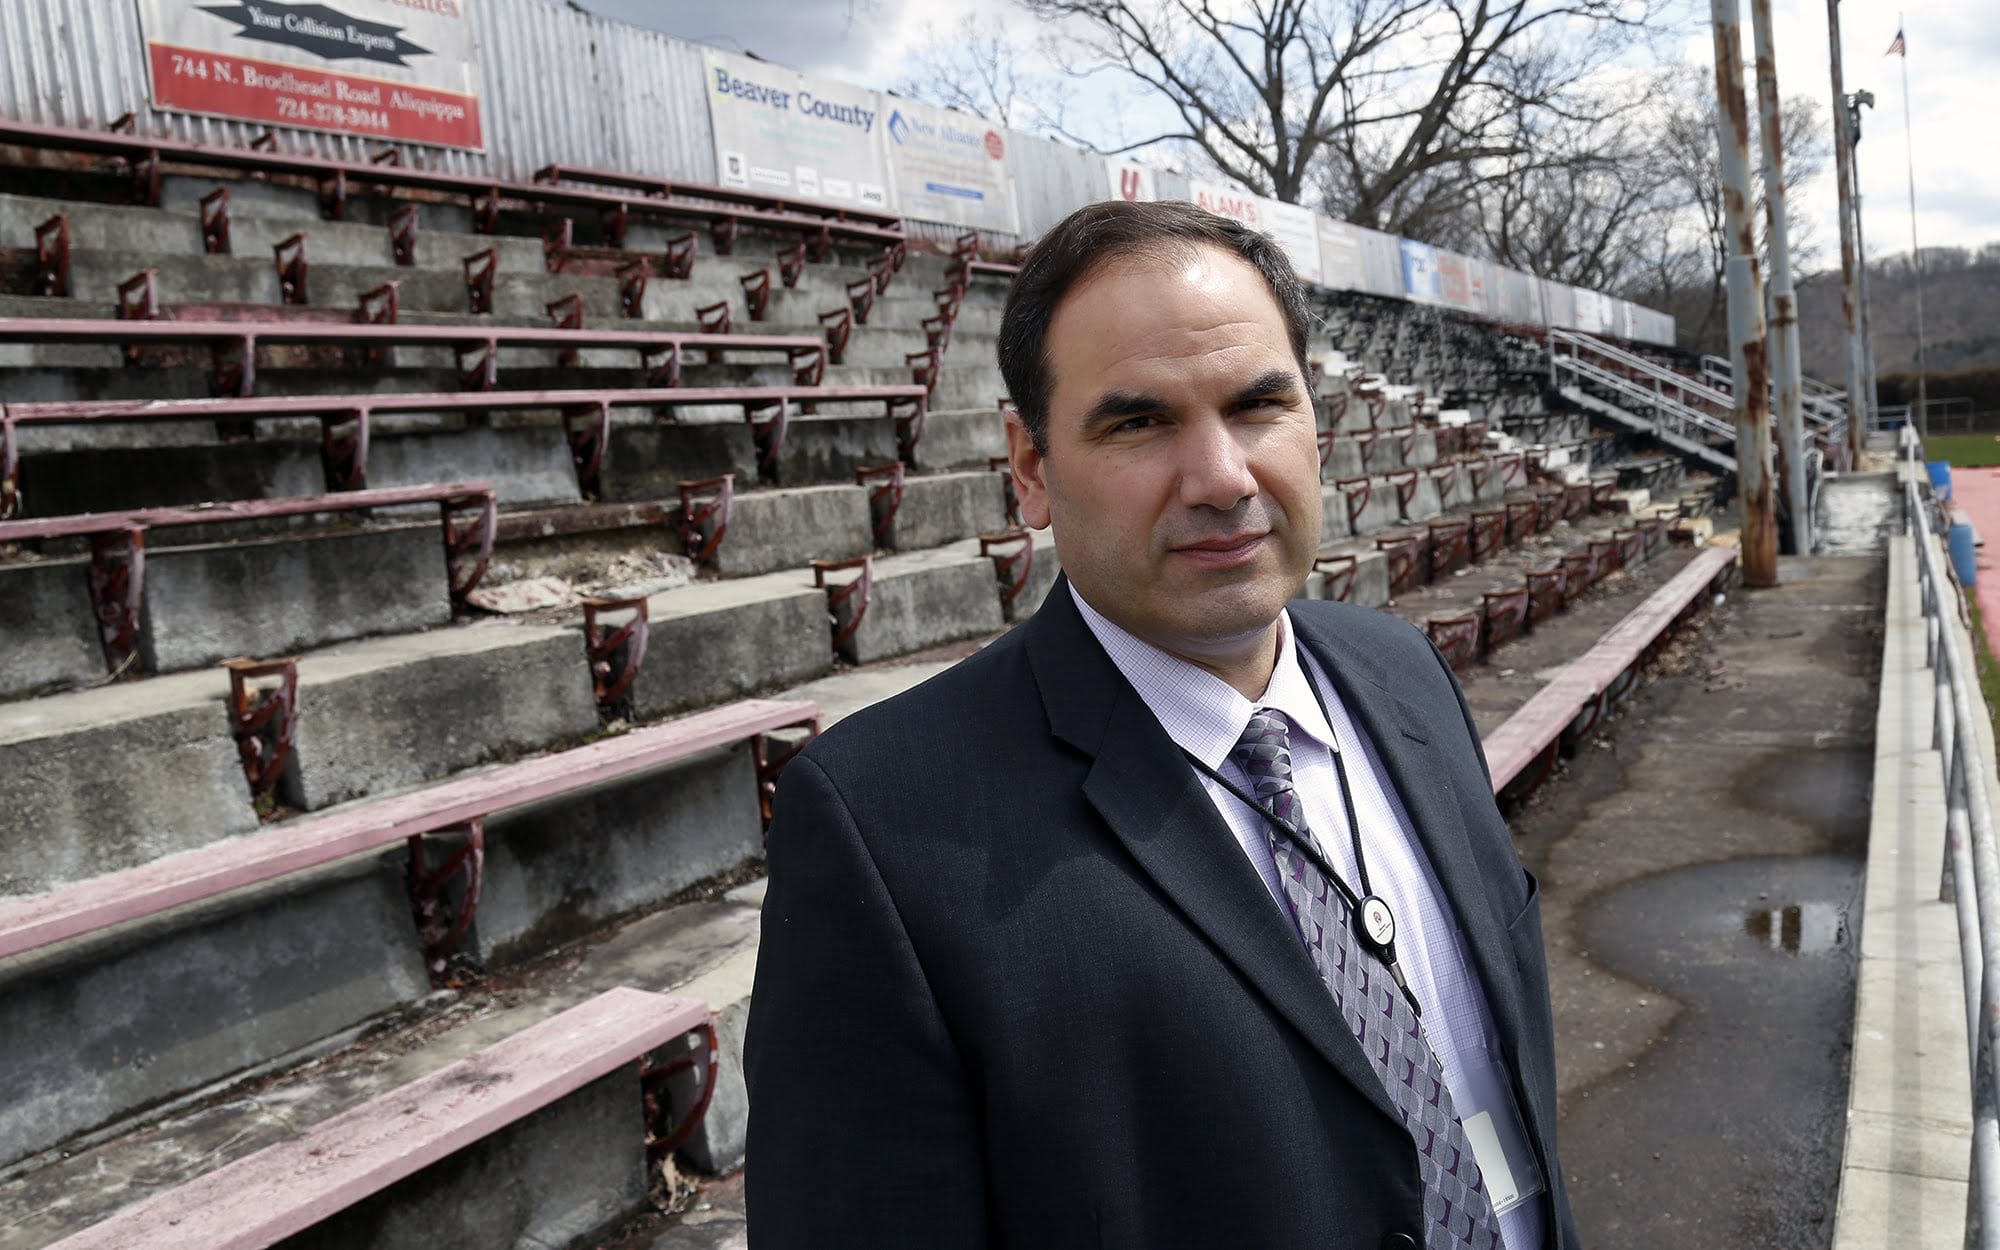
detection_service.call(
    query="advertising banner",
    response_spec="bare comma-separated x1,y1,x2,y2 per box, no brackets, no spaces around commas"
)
1105,158,1157,204
1399,239,1442,304
703,48,890,210
1262,200,1321,284
1436,251,1471,308
883,98,1016,233
1316,217,1364,291
134,0,483,149
1186,182,1321,282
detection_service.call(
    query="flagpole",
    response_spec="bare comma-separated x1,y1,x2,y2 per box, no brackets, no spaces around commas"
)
1897,13,1929,435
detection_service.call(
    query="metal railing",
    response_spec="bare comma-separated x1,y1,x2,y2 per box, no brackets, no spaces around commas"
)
1901,422,2000,1246
1548,336,1737,449
1701,351,1851,432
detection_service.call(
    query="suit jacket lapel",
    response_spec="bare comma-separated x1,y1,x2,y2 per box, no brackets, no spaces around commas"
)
1023,581,1406,1131
1288,607,1530,1074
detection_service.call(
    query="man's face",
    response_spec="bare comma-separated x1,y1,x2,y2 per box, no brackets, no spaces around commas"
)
1006,245,1321,666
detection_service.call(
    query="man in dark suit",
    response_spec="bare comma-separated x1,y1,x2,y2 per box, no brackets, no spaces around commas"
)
744,200,1580,1249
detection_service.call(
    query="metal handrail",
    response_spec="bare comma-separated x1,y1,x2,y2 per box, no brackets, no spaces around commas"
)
1899,422,2000,1245
1551,351,1736,444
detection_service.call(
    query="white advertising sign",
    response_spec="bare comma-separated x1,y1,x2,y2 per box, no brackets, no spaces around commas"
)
1105,158,1157,204
883,98,1017,233
1317,217,1365,291
703,49,889,209
1263,200,1322,284
1187,182,1320,282
134,0,484,149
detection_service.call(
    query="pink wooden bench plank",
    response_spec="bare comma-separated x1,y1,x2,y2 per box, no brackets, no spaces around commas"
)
47,987,709,1250
0,697,818,962
4,384,928,426
0,317,816,354
0,480,489,543
1483,545,1737,792
0,119,903,243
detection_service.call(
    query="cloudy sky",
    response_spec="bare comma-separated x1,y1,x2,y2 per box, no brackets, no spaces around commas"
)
601,0,1995,266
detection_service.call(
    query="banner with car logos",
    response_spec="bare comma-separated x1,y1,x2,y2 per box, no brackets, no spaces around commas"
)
134,0,484,149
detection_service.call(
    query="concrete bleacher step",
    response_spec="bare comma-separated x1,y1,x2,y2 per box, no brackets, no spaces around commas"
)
0,701,805,1181
1,518,460,698
0,883,762,1249
4,619,599,886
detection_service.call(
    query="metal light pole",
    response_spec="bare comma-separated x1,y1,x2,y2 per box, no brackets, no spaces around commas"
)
1710,0,1778,587
1826,0,1867,458
1751,0,1810,556
1840,89,1872,428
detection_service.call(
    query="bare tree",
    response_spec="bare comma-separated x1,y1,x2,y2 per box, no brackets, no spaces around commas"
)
1614,61,1829,355
890,14,1074,136
1014,0,1657,231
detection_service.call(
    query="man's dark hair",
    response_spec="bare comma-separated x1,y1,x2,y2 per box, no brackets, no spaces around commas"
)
997,199,1316,453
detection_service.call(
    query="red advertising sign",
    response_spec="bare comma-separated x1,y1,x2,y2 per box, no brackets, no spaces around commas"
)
137,1,484,150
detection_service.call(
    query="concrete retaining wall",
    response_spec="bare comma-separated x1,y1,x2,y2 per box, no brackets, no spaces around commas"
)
0,851,429,1169
836,550,1005,664
139,526,453,674
0,558,103,699
627,578,832,721
713,485,872,577
0,670,257,895
271,1070,647,1250
884,472,1008,552
288,623,600,811
474,743,762,964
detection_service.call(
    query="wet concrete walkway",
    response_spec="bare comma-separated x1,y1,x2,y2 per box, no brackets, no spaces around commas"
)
1512,554,1885,1248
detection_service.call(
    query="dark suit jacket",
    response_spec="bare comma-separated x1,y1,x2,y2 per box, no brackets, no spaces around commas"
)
745,580,1581,1249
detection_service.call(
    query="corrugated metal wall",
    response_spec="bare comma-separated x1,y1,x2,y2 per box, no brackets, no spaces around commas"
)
0,0,1676,345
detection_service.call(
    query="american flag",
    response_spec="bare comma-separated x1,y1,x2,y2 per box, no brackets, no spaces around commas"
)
1886,27,1906,56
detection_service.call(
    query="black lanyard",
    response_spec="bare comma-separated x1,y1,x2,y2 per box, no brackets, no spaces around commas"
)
1182,644,1424,1018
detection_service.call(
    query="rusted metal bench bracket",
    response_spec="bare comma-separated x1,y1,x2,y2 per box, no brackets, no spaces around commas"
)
582,595,650,719
440,491,496,603
980,529,1035,610
813,555,874,661
563,400,611,498
387,203,419,267
1314,552,1359,603
642,1021,722,1163
34,213,70,297
664,232,697,280
463,247,497,315
224,656,300,816
676,473,734,565
857,462,905,548
846,276,876,325
88,527,146,677
199,188,232,255
777,242,806,288
273,233,308,306
818,306,852,365
407,818,484,985
746,397,791,482
319,408,371,492
890,393,928,465
1426,612,1482,673
617,259,648,319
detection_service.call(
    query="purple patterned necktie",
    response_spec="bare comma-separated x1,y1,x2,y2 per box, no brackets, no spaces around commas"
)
1232,708,1503,1250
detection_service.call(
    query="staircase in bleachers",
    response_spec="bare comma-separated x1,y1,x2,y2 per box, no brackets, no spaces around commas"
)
0,121,1737,1249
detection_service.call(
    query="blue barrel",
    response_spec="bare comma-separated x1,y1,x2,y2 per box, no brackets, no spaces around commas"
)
1950,521,1978,588
1929,460,1954,500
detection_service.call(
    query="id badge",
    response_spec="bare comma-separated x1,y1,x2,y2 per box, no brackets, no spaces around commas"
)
1455,1054,1545,1215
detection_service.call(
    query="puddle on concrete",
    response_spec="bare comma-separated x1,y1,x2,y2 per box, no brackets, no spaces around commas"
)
1743,901,1848,955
